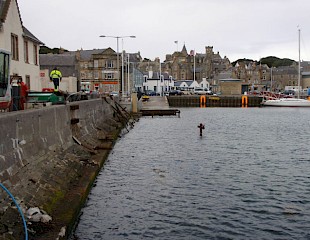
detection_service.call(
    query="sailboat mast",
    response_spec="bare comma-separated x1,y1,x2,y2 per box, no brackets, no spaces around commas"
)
298,28,301,99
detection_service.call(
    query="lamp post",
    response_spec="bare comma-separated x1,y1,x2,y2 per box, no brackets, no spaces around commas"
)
99,35,136,95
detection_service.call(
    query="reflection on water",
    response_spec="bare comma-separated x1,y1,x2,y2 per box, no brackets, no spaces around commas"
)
74,108,310,239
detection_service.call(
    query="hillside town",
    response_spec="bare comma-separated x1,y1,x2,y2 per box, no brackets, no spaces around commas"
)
1,0,310,98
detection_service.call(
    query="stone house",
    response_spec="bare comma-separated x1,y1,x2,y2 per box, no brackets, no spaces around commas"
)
77,48,143,94
0,0,43,90
271,66,298,92
301,72,310,89
160,45,230,83
142,45,231,82
77,48,116,93
232,61,272,92
219,78,247,95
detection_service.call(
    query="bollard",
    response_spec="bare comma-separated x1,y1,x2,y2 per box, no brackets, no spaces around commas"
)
197,123,205,136
241,95,248,108
200,95,206,108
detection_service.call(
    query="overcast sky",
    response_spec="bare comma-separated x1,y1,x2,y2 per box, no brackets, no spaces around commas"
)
18,0,310,62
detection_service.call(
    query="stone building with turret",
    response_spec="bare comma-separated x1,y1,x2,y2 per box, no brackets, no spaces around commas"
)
161,45,231,83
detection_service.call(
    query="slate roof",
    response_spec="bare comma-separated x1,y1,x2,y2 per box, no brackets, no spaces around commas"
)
128,52,142,63
273,66,298,75
23,26,44,44
40,54,76,66
79,49,106,61
174,80,193,87
143,71,172,80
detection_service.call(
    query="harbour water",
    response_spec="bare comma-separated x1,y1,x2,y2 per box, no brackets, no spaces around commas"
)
73,107,310,239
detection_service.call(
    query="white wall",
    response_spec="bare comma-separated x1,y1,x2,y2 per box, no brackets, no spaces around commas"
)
0,0,41,91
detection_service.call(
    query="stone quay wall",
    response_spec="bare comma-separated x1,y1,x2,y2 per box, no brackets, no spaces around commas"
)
0,97,129,239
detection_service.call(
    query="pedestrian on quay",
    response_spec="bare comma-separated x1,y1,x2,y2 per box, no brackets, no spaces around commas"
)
49,67,62,93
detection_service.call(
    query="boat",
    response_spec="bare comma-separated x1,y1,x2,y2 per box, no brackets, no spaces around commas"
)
263,97,310,107
262,28,310,107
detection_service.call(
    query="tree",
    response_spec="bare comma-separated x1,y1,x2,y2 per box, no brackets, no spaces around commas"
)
39,46,68,54
260,56,296,67
232,56,296,68
231,58,256,66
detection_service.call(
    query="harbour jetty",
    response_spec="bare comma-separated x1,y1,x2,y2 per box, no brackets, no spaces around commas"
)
167,95,263,108
141,96,180,117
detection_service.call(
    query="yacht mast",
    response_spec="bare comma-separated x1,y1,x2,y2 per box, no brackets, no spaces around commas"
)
298,28,301,99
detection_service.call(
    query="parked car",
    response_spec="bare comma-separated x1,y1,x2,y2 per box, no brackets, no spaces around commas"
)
145,90,158,96
110,91,119,97
283,90,295,95
169,90,183,96
194,87,207,95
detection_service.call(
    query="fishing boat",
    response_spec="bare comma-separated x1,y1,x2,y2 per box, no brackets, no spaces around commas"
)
262,29,310,107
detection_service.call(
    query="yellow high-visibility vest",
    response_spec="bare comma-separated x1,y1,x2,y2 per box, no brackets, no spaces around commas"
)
50,70,62,79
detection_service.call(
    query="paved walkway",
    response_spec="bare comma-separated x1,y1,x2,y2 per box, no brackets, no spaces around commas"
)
142,96,170,109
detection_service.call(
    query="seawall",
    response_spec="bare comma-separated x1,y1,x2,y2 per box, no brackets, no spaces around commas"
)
0,97,132,239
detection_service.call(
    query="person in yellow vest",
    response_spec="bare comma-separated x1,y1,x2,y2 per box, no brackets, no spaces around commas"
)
49,67,62,92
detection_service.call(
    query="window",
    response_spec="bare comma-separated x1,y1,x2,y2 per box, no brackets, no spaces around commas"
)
25,75,30,89
0,52,10,97
105,73,114,79
11,34,19,61
33,45,38,65
94,71,99,79
94,60,99,68
105,60,114,68
24,40,29,63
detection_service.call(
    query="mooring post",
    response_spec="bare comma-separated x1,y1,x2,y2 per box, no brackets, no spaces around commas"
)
197,123,205,136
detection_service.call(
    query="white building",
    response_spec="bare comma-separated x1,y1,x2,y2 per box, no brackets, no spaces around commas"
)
142,70,174,95
174,78,210,91
0,0,43,90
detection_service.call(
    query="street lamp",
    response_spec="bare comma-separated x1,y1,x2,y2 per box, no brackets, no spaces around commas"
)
99,35,136,95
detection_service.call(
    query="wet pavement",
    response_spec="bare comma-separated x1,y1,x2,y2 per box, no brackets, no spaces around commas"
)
142,96,170,109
